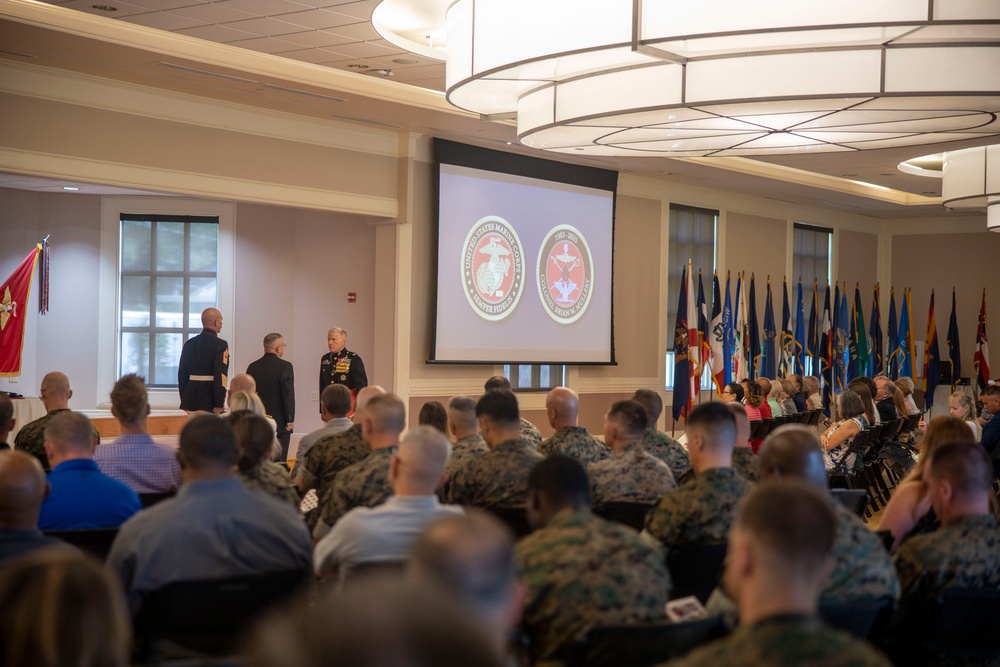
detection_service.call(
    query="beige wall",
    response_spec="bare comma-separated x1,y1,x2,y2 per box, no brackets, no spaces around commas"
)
837,229,879,309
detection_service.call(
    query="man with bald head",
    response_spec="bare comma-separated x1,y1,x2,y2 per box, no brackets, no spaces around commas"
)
39,411,140,530
314,392,407,540
0,450,68,562
15,371,98,470
178,307,229,414
314,425,463,580
538,387,607,464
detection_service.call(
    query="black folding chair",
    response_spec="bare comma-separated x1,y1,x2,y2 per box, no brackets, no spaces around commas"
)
820,596,894,640
750,419,772,440
666,543,728,603
480,506,533,538
808,409,826,426
569,616,727,667
830,488,868,517
922,588,1000,661
44,528,119,561
138,491,176,508
593,502,654,531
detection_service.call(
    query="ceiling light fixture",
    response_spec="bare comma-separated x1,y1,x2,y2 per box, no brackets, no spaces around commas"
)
62,186,80,191
91,4,117,11
942,145,1000,231
444,0,1000,157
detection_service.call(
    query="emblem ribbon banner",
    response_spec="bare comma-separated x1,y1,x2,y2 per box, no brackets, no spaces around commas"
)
0,245,41,377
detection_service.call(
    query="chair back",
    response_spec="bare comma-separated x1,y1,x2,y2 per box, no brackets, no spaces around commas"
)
138,492,176,508
830,488,868,517
43,528,119,561
593,502,654,531
480,506,533,538
808,409,826,426
819,596,894,640
666,543,728,603
922,588,1000,659
750,419,772,439
571,616,727,667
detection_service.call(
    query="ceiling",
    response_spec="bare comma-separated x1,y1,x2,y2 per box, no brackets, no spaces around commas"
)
1,0,997,221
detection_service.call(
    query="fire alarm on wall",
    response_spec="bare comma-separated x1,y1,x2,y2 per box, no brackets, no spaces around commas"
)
347,292,356,303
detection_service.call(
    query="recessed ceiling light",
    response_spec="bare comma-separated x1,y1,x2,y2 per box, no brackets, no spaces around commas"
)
91,4,117,11
62,186,80,191
347,63,369,69
392,58,418,65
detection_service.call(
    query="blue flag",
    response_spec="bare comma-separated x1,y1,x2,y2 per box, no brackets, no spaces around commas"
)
821,284,833,414
924,290,941,409
947,288,961,383
749,274,760,380
795,279,806,375
779,278,793,377
853,285,868,379
847,289,860,382
870,284,883,376
808,280,819,375
762,278,777,380
899,288,913,379
887,289,900,380
835,284,850,392
672,265,690,421
723,272,734,386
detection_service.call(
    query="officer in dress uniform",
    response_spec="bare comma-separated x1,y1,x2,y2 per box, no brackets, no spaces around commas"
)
319,328,367,412
178,308,229,414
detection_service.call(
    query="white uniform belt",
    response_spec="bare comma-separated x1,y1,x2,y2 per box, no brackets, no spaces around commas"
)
188,375,214,381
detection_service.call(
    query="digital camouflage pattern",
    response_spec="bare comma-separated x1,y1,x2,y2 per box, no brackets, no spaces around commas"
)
664,614,891,667
644,467,751,547
520,418,542,448
731,447,760,483
239,461,301,509
587,443,676,506
298,423,369,497
14,409,99,470
445,433,489,479
539,426,608,465
445,439,543,508
825,501,900,605
313,446,397,540
516,508,670,664
641,427,691,481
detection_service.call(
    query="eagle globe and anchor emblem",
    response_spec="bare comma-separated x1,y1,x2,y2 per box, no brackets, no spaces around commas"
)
537,224,594,324
461,215,526,321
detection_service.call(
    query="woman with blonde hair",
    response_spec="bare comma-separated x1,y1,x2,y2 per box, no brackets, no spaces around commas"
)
818,390,869,472
877,415,977,553
778,379,798,416
767,381,784,417
948,392,980,441
894,377,920,416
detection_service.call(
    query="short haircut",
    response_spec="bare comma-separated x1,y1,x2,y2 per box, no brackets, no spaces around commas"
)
180,415,237,470
836,390,865,420
263,332,283,349
229,374,257,395
483,376,512,392
232,413,277,471
526,454,589,507
409,511,516,618
328,327,346,337
607,400,648,439
41,372,70,397
398,425,452,486
686,401,737,450
926,440,992,498
0,392,13,424
447,396,478,431
44,411,95,455
631,389,663,423
322,384,353,417
736,479,836,575
475,390,520,427
804,376,820,392
366,394,406,435
725,382,744,403
418,401,449,435
110,373,147,426
788,374,803,391
982,384,1000,398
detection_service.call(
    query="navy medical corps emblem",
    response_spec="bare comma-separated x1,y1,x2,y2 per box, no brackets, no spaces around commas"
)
461,215,526,321
537,224,594,324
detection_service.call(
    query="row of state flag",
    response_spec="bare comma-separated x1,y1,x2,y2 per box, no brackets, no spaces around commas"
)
671,259,991,421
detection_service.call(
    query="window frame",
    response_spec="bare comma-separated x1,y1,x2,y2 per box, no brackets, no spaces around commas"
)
503,364,567,393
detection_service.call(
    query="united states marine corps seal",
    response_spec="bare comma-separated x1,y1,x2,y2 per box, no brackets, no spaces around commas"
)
537,224,594,324
461,215,525,321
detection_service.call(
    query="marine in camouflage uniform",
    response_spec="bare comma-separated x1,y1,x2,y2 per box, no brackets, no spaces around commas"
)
520,418,542,447
239,461,301,509
517,508,670,664
644,467,750,547
641,427,691,481
313,446,397,540
298,423,369,497
538,426,608,465
445,433,489,479
587,443,676,506
445,439,543,508
664,614,891,666
731,446,760,483
15,409,100,470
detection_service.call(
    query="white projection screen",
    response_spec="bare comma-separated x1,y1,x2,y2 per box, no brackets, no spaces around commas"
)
430,140,618,365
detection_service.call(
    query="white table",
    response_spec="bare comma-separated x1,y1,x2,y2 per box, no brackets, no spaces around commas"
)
9,397,46,443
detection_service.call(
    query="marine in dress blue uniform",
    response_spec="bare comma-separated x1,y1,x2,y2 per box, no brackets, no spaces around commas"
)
178,308,229,413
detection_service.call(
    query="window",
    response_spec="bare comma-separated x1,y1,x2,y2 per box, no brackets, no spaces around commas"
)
503,364,566,392
118,215,219,388
665,204,717,390
792,224,832,378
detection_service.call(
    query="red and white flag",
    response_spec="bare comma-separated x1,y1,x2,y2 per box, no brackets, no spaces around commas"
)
975,288,990,390
0,245,40,377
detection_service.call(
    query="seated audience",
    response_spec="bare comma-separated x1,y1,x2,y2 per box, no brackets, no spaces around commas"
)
818,390,869,472
788,374,809,412
878,416,974,552
484,376,542,446
849,377,879,426
94,374,182,494
314,425,462,581
248,576,505,667
313,393,406,540
107,415,311,614
39,412,140,530
744,380,765,421
0,451,71,562
978,385,1000,460
407,511,523,659
767,380,784,417
804,375,823,411
721,382,745,405
728,403,760,482
894,377,920,416
0,549,131,667
517,455,669,663
891,441,1000,662
874,376,899,423
444,396,489,479
291,384,353,479
644,402,751,549
445,390,543,509
948,391,980,441
755,378,774,419
779,379,798,416
670,480,890,667
230,411,300,508
588,399,676,506
0,392,13,450
538,387,607,464
418,400,449,435
15,372,98,469
631,388,690,481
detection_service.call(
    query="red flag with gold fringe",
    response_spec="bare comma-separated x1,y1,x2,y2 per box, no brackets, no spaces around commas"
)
0,245,41,377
